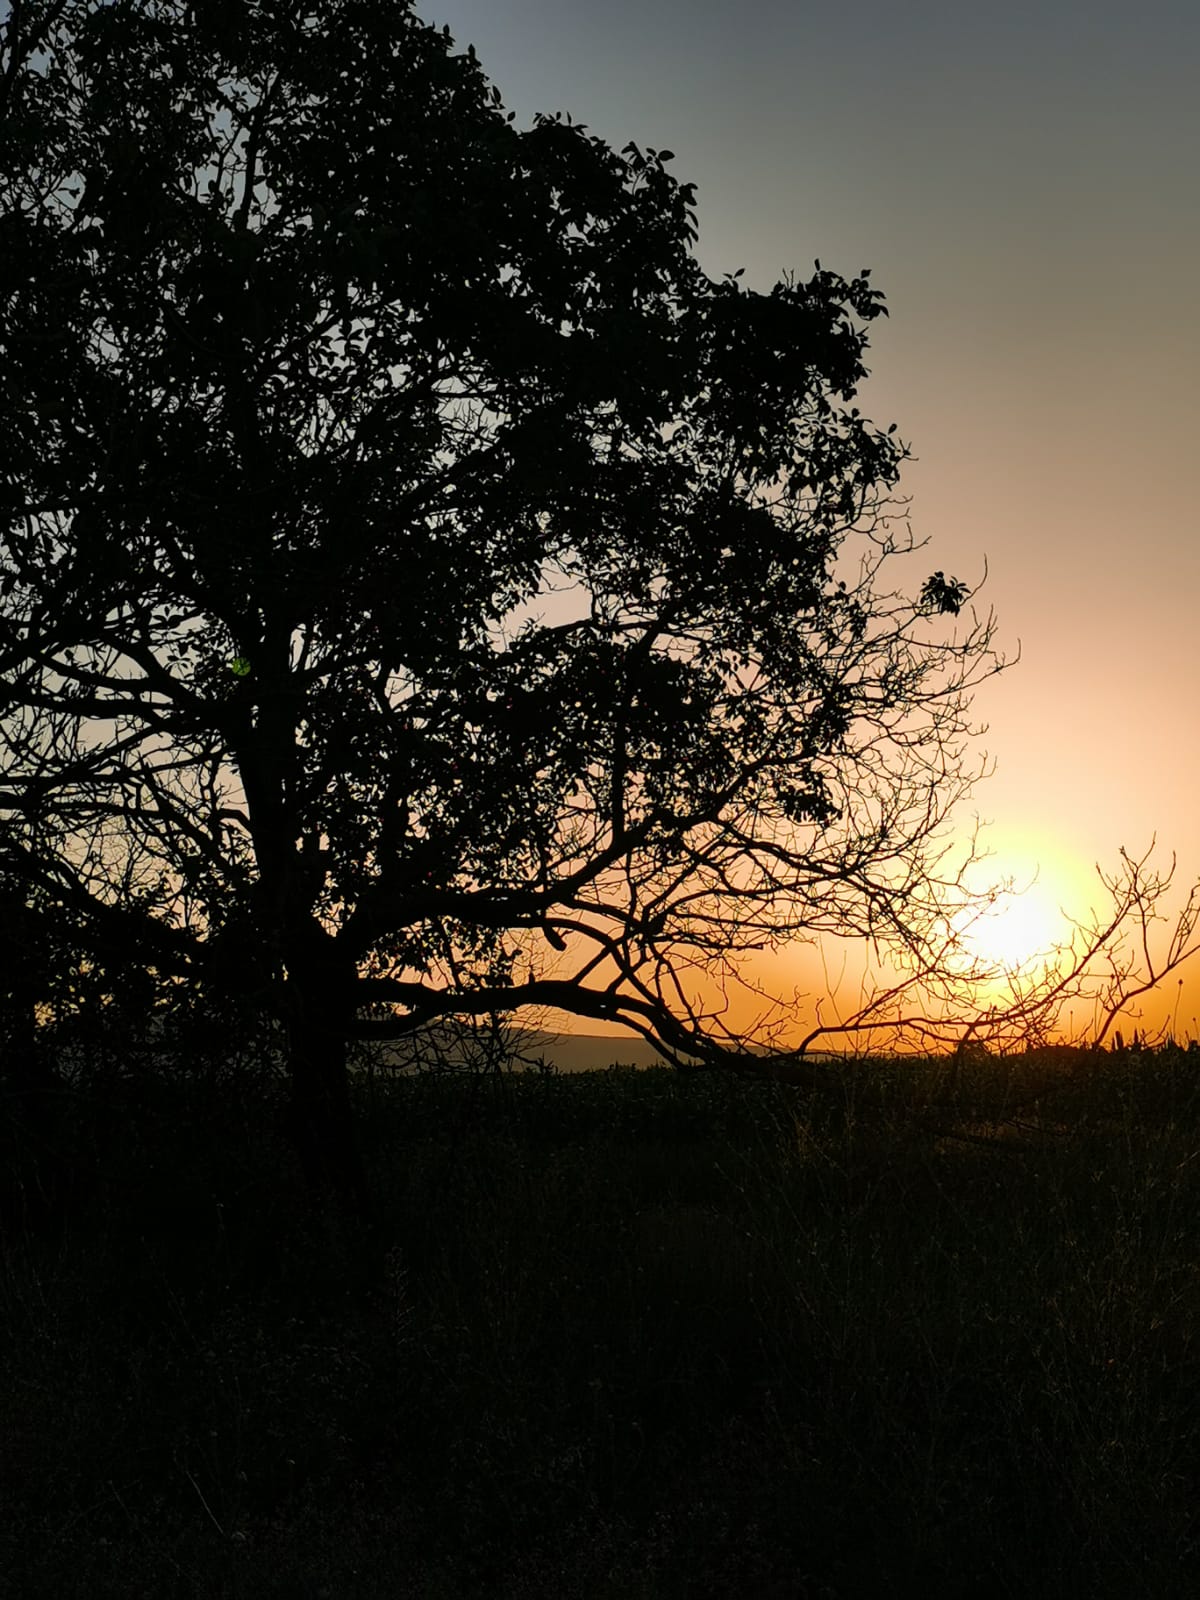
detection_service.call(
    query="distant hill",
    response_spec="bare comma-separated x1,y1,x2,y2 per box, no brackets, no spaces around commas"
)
506,1029,674,1073
358,1023,677,1075
47,1013,831,1078
356,1023,836,1075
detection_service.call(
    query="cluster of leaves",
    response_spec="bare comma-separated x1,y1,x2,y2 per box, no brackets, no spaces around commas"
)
1,0,996,1085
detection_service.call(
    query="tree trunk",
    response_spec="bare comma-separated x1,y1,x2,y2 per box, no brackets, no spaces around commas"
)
0,910,66,1235
282,934,370,1214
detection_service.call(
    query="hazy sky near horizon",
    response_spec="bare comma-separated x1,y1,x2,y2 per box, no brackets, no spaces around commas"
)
419,0,1199,1033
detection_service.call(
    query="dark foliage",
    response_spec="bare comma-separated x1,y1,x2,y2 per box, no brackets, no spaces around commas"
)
1,0,997,1195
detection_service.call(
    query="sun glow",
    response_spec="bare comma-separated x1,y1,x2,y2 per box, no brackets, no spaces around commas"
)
943,828,1108,990
962,884,1070,976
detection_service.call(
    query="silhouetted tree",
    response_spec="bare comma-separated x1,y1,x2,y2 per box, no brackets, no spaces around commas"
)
0,844,158,1229
0,0,1001,1200
0,861,58,1228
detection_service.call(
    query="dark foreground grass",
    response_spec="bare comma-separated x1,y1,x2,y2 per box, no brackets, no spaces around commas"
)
4,1048,1200,1597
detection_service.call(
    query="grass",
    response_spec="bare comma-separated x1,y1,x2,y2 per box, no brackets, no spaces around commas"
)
4,1047,1200,1596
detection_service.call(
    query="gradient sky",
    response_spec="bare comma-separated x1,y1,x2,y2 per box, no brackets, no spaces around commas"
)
418,0,1200,1038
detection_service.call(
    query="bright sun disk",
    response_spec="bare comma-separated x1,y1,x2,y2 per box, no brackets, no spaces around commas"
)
962,884,1069,975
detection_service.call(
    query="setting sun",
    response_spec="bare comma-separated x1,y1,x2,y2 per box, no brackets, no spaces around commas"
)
964,884,1069,975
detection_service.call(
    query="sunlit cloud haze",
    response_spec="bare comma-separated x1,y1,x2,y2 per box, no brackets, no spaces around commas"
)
419,0,1200,1042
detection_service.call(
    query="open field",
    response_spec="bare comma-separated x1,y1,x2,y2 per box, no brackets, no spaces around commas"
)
4,1047,1200,1597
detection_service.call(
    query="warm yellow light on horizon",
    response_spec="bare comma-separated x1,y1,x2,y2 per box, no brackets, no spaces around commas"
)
955,825,1103,961
960,882,1072,978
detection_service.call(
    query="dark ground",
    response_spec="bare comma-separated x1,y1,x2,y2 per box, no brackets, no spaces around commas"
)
4,1048,1200,1597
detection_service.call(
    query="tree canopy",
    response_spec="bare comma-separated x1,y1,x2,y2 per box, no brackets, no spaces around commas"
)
0,0,1001,1193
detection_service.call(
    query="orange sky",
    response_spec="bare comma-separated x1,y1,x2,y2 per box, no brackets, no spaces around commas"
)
418,0,1200,1046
